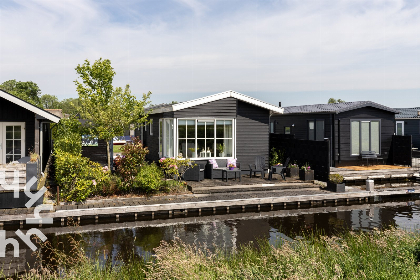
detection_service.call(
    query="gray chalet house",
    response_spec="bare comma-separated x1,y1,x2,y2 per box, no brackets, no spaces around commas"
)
140,90,283,168
395,107,420,149
0,89,60,169
270,101,398,167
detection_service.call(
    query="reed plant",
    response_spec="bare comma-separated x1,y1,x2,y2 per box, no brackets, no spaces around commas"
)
8,227,420,279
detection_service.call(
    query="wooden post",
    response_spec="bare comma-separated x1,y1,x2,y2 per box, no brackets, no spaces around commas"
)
57,186,60,204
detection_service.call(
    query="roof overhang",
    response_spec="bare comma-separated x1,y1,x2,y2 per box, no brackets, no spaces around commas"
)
0,89,61,123
150,90,283,114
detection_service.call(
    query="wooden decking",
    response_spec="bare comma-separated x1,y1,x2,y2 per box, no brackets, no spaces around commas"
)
331,166,420,182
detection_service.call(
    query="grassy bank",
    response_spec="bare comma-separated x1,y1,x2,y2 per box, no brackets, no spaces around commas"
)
10,228,420,279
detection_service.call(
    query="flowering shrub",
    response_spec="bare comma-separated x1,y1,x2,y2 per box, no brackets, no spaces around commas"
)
54,150,110,201
301,163,311,171
159,156,195,180
115,137,149,189
134,163,163,192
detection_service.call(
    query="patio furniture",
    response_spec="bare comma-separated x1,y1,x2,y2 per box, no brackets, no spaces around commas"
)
268,157,290,181
222,168,241,182
182,164,205,181
249,156,267,178
205,159,241,179
361,151,380,166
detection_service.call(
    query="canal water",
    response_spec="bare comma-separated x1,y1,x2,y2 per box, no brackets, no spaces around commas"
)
2,195,420,276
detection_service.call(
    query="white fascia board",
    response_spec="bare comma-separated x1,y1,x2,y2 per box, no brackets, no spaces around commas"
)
172,90,284,114
0,90,61,123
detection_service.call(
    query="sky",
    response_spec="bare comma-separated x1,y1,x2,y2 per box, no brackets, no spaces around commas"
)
0,0,420,108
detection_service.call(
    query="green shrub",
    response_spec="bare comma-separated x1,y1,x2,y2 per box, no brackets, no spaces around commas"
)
329,173,344,184
53,118,82,155
55,150,109,201
134,163,163,193
269,147,284,167
100,174,122,196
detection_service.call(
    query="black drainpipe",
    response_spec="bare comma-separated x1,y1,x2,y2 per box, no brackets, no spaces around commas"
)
338,118,341,163
330,114,334,167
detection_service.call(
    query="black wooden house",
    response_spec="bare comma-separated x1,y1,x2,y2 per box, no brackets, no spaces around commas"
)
395,107,420,149
270,101,398,167
0,89,60,169
140,90,283,168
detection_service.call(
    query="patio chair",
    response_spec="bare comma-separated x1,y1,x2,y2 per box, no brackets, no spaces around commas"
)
249,156,267,178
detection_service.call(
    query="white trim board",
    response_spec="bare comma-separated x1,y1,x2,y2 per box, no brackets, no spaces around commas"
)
0,89,61,123
151,90,284,114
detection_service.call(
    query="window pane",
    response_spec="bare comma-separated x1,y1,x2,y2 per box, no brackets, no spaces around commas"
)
178,139,186,158
351,121,360,155
187,139,196,158
224,121,232,138
14,155,21,161
178,120,186,138
197,121,205,138
197,139,205,156
6,140,13,154
216,120,224,138
206,121,214,138
308,121,314,140
371,121,380,154
187,120,195,138
285,127,290,134
165,119,174,157
361,122,370,152
14,140,21,154
206,139,214,157
6,155,12,163
224,139,233,157
216,139,225,157
396,123,403,136
316,120,324,141
14,126,21,139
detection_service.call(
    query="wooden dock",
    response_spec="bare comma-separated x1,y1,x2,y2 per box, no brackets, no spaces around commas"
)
1,187,420,228
331,167,420,182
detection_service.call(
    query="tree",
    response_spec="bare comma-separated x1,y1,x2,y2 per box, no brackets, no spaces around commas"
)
40,94,60,109
60,98,81,115
328,98,345,104
0,79,42,107
75,58,151,169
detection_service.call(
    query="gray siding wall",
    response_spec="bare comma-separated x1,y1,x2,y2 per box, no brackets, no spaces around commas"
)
336,107,395,163
173,97,237,118
401,119,420,148
236,101,270,168
0,98,35,157
271,113,332,140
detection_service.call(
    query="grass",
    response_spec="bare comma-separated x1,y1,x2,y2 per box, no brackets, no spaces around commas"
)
8,227,420,279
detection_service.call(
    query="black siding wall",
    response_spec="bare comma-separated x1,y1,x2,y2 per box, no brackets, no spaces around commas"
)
173,97,237,118
0,98,35,157
401,119,420,148
143,113,163,162
335,107,395,165
82,139,109,165
236,101,270,168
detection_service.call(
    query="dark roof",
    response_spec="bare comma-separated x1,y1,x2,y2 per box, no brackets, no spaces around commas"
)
395,107,420,119
281,101,398,115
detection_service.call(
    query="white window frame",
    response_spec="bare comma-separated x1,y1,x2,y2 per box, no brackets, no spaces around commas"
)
175,118,236,159
350,119,381,156
149,119,153,135
0,122,26,164
396,121,404,136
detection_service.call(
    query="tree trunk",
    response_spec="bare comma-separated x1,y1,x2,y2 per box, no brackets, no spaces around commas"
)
106,141,111,170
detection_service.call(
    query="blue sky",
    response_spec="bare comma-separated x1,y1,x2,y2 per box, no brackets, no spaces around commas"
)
0,0,419,108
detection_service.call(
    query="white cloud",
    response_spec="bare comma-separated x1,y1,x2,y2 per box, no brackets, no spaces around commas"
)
0,0,419,106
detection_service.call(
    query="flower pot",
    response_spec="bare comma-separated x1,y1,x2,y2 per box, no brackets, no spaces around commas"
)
286,167,299,178
218,152,225,157
299,169,314,181
229,167,234,170
327,182,345,193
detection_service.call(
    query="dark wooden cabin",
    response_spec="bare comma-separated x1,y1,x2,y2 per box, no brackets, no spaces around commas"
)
270,101,398,167
395,108,420,149
139,90,283,168
0,89,60,169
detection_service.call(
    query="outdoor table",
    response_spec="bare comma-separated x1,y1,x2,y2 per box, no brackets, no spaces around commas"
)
222,168,241,182
269,165,285,180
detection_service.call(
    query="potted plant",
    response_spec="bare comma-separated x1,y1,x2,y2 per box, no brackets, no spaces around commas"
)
286,163,299,178
217,143,225,157
228,163,235,170
188,147,196,158
299,163,314,181
327,174,345,193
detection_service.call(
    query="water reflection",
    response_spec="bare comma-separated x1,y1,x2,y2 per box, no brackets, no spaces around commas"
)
2,198,420,277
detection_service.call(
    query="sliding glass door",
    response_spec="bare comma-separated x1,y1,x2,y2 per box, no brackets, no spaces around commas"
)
350,120,380,155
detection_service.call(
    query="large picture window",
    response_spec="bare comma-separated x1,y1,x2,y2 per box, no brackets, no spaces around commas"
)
178,119,234,158
351,120,380,155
